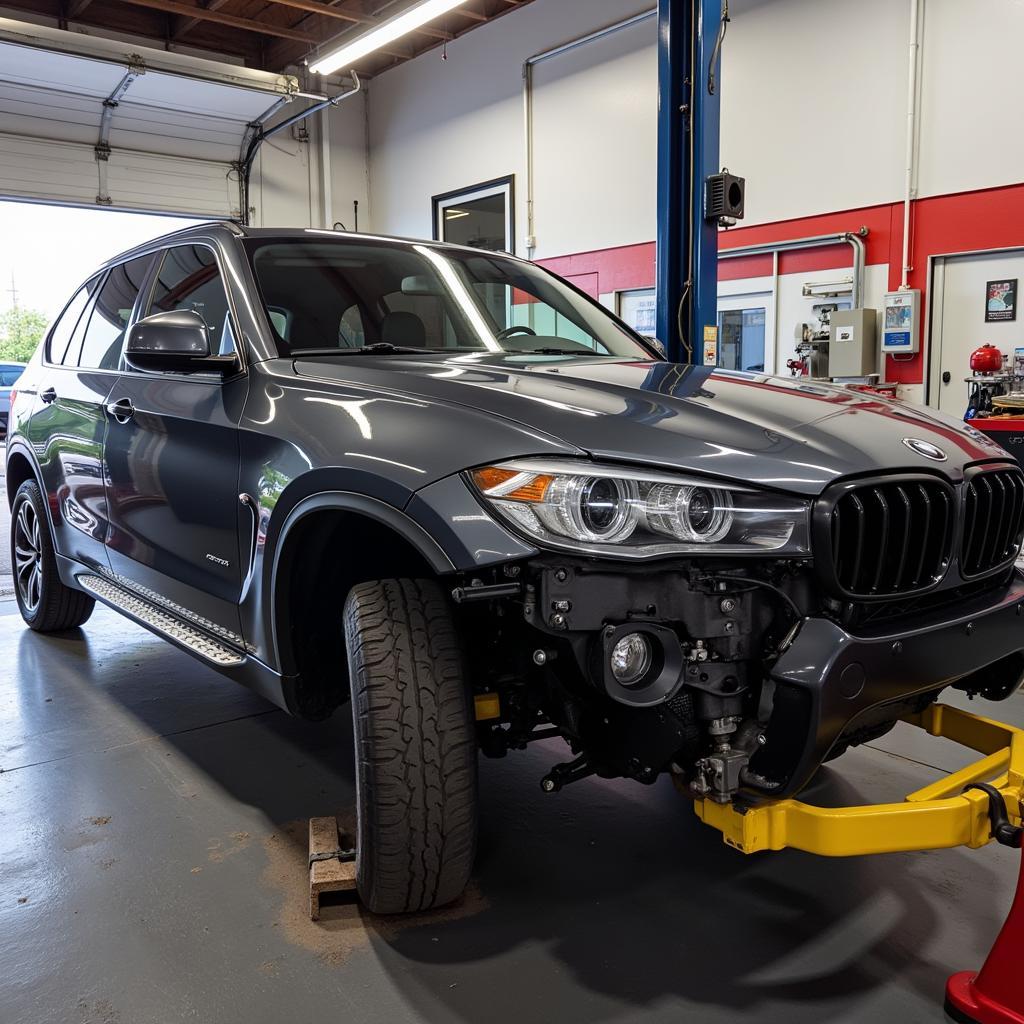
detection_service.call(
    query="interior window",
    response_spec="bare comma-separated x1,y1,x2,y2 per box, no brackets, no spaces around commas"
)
78,253,156,370
469,277,607,353
148,245,235,356
47,278,99,366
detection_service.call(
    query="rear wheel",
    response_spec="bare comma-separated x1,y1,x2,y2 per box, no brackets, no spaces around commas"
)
344,578,477,914
10,480,94,632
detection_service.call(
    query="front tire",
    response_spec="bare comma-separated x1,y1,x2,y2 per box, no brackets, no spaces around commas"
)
10,480,94,632
344,578,477,914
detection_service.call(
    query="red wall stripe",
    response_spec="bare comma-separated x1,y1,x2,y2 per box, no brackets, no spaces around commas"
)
536,182,1024,386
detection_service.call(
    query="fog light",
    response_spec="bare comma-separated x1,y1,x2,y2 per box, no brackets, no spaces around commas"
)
610,632,652,686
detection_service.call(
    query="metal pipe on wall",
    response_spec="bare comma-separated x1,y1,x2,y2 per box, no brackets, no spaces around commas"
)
522,8,657,259
719,229,869,308
901,0,922,289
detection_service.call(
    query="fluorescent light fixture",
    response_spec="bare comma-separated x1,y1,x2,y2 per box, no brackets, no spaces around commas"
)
445,209,470,219
310,0,472,75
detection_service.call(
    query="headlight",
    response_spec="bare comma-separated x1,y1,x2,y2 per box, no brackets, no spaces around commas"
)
468,458,810,557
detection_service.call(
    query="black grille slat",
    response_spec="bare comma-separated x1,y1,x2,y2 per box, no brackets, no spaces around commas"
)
829,478,953,597
961,467,1024,577
891,485,912,590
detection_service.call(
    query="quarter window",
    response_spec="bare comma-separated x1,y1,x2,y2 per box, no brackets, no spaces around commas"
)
78,254,156,371
47,277,99,365
147,245,235,356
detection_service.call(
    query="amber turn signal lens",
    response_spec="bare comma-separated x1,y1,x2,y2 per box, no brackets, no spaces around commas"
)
472,467,555,503
472,467,518,491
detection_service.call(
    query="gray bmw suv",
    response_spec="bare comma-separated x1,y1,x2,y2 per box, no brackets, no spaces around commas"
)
8,223,1024,913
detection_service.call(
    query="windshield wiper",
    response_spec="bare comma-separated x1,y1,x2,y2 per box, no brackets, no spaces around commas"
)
518,347,594,356
294,342,433,357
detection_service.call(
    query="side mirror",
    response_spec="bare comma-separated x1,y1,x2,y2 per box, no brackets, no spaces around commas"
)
126,310,236,374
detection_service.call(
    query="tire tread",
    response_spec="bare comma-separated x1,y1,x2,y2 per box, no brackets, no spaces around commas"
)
344,578,477,914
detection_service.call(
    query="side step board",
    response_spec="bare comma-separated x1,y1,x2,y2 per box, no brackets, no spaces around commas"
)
77,573,245,667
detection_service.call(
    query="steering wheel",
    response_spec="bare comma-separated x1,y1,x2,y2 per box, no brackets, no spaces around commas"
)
495,326,537,340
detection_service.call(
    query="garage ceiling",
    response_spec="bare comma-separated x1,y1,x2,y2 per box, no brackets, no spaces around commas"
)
0,0,537,75
0,18,307,216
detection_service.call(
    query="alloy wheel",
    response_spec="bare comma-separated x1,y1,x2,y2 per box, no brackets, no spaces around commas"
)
13,499,43,615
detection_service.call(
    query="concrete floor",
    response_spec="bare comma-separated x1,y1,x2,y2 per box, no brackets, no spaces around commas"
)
1,597,1022,1023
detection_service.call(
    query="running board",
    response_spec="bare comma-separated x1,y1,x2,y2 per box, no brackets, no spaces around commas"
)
77,573,245,667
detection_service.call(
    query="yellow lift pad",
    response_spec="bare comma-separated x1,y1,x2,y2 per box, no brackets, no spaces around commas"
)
694,703,1024,857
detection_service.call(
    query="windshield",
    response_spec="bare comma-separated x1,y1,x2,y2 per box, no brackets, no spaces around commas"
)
244,237,654,360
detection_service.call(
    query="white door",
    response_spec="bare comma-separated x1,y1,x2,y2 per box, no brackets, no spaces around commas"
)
717,291,776,374
929,249,1024,417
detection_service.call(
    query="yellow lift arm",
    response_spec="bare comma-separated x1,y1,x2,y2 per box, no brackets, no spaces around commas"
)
693,703,1024,856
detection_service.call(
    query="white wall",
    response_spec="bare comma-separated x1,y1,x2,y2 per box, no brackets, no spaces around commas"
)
720,0,907,224
360,0,1024,253
916,0,1024,199
365,0,652,257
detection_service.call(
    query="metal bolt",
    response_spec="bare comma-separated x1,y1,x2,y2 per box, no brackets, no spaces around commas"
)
892,640,903,655
541,778,556,793
966,622,974,636
723,621,735,633
554,568,569,583
550,613,566,629
532,649,547,666
719,597,736,614
757,733,767,747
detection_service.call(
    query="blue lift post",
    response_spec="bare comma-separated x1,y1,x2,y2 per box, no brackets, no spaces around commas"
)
656,0,725,365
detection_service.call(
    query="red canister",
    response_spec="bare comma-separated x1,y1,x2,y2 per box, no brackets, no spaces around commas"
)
970,344,1004,373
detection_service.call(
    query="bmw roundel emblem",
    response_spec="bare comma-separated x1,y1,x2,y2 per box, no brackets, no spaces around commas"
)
902,437,948,462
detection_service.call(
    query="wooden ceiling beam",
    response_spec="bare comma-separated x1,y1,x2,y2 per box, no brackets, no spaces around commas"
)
172,0,231,40
101,0,320,41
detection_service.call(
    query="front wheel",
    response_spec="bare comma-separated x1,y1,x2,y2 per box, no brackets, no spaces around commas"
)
10,480,94,632
344,578,477,914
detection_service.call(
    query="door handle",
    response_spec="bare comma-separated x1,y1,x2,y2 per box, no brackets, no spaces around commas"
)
40,387,57,404
105,398,135,423
942,371,952,385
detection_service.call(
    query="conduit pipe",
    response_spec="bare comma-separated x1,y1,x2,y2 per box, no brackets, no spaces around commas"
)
719,229,868,309
900,0,922,290
523,8,657,258
240,71,361,226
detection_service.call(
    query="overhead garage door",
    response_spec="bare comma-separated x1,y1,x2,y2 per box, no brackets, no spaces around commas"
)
0,17,315,218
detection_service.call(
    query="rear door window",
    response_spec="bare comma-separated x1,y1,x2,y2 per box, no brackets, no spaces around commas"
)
47,277,100,365
78,253,157,371
146,245,235,356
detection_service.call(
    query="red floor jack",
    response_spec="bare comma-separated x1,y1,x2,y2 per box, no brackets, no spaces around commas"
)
946,784,1024,1024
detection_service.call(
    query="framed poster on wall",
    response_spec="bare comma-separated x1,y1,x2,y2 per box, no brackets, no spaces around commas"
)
986,279,1017,322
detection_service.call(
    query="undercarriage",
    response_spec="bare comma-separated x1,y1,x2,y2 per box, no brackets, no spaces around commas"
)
456,556,1024,805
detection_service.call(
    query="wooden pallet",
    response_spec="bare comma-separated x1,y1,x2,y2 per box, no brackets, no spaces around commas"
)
308,816,357,920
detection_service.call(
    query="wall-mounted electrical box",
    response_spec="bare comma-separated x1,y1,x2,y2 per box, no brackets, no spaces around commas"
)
882,289,920,353
829,308,878,377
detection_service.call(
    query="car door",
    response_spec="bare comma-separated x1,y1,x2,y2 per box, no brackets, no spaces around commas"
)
29,256,155,570
102,242,247,641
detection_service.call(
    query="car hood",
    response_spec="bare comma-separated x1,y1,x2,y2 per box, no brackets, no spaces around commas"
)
291,354,1008,496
